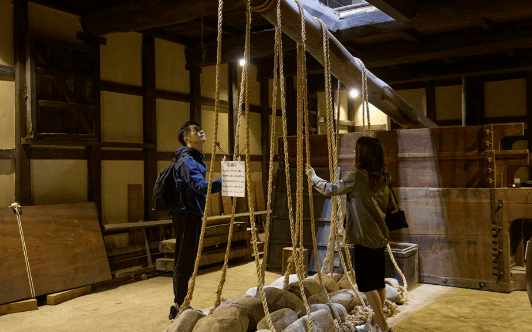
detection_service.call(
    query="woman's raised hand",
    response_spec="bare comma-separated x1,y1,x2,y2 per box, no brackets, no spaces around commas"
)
305,164,316,178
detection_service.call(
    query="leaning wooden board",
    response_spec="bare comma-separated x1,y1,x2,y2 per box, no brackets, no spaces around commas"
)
0,203,111,305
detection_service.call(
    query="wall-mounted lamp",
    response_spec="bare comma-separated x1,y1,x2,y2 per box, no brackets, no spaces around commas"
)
239,58,246,66
349,89,359,98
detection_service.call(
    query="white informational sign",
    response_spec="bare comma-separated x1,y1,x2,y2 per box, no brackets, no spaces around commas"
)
221,161,246,197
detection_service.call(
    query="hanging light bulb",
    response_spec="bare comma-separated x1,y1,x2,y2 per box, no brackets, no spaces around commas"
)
350,89,359,98
239,58,246,66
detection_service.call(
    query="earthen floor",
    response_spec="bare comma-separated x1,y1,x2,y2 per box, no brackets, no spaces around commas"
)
0,260,530,332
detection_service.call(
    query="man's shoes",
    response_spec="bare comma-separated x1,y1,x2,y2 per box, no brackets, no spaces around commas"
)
168,305,178,320
169,305,202,320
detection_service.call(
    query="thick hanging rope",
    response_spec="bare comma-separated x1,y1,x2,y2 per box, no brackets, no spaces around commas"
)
176,0,224,318
10,202,35,299
259,0,283,288
314,18,371,326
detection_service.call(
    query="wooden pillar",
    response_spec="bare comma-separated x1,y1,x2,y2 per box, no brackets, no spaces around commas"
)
88,147,102,219
426,80,436,123
14,0,31,205
286,77,297,136
260,78,270,195
463,76,485,127
83,35,103,219
526,73,532,180
190,66,202,126
142,35,157,221
347,94,355,133
228,62,238,155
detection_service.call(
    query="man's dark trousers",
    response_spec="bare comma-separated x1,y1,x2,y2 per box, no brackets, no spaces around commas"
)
172,212,201,306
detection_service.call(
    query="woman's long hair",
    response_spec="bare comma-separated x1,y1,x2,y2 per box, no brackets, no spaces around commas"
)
354,136,390,192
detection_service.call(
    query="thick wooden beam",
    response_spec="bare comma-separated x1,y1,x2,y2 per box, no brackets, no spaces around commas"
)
14,0,31,205
190,66,202,126
425,80,436,122
228,62,238,155
0,149,15,159
254,0,436,129
87,146,102,219
142,35,157,221
260,78,270,197
0,64,15,78
365,0,415,22
463,76,485,127
286,78,297,136
101,81,144,96
82,0,245,36
347,96,355,133
527,73,532,180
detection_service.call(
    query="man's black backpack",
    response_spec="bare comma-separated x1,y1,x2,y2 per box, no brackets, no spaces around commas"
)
152,154,188,219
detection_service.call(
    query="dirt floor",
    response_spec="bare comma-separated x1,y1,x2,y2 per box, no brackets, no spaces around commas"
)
1,259,531,332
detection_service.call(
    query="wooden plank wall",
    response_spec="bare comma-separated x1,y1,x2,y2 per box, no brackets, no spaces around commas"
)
279,123,530,189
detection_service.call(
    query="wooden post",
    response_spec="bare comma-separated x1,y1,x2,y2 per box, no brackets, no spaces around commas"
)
347,94,355,133
253,0,437,129
14,0,31,205
463,76,484,127
87,146,102,223
462,77,467,127
84,35,102,219
286,78,297,136
260,78,270,198
228,62,238,155
426,80,436,123
190,66,202,126
142,35,157,223
526,73,532,181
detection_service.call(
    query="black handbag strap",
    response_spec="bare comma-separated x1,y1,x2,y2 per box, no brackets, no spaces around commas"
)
388,182,399,204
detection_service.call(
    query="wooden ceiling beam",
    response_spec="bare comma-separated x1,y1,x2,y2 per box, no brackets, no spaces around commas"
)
336,0,532,41
365,0,415,22
353,20,532,68
82,0,245,36
253,0,436,129
373,54,532,85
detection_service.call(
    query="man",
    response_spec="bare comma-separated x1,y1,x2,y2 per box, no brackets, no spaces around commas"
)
169,121,222,320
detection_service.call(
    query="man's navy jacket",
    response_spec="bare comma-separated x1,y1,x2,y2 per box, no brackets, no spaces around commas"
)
173,146,222,217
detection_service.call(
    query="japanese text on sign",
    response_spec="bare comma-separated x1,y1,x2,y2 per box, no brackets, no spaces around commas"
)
221,161,246,197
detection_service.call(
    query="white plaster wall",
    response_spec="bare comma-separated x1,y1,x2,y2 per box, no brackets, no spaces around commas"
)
31,160,88,205
101,160,144,225
485,79,527,118
101,91,143,143
100,33,142,86
155,38,189,94
156,99,189,152
436,85,462,121
28,3,83,45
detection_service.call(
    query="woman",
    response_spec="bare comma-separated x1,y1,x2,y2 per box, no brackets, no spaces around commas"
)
305,136,396,332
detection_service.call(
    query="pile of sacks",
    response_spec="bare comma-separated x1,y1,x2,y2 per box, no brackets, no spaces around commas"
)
163,272,406,332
